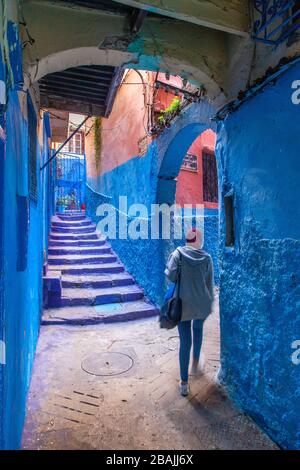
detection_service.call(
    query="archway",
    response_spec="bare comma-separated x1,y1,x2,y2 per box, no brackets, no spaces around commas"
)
154,104,221,294
156,99,218,204
155,118,221,380
174,128,219,278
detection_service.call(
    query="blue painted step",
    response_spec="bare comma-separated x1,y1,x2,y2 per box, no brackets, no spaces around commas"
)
58,215,87,221
52,220,92,228
48,239,106,247
48,254,117,265
44,214,159,323
58,285,144,307
62,273,134,288
50,233,99,240
57,215,86,222
42,300,159,325
51,225,96,234
48,246,112,256
48,263,125,275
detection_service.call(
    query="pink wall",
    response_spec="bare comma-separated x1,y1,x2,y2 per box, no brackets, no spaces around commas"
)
84,70,217,211
97,69,153,175
85,70,186,179
175,129,218,209
85,116,98,180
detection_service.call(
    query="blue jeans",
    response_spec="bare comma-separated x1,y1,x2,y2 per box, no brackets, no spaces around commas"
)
178,319,204,382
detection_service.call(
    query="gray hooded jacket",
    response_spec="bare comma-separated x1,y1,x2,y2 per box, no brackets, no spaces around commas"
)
164,246,214,321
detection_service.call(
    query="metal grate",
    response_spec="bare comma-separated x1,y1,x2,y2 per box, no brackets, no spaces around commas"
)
48,389,104,425
202,151,218,203
28,95,38,203
252,0,300,45
55,151,86,211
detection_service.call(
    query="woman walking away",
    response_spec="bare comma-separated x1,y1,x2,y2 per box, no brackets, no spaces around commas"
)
164,228,214,397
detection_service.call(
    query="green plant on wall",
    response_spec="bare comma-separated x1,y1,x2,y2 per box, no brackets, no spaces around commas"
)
158,97,181,125
94,116,102,172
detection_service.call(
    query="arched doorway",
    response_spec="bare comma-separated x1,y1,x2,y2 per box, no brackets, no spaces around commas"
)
175,128,219,279
156,122,221,382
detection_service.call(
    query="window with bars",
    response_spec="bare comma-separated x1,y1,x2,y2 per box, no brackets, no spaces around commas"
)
224,194,235,247
68,130,84,154
28,96,38,203
202,151,218,203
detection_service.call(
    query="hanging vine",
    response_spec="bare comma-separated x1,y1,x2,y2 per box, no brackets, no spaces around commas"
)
94,116,102,172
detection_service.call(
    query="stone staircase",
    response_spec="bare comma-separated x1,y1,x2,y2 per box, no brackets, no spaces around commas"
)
42,212,159,325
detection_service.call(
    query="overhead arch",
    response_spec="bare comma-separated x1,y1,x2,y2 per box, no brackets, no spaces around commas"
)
25,47,224,103
21,0,229,102
24,48,135,87
156,99,218,204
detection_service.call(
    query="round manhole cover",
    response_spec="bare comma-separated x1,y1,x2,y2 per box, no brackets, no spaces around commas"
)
81,352,134,377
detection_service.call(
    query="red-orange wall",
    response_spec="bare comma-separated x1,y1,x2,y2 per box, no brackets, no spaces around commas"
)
154,73,183,113
175,129,217,209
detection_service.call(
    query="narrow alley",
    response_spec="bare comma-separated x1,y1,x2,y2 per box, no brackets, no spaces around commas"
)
22,212,276,450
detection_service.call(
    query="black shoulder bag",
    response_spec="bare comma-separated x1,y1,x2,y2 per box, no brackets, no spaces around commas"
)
159,250,182,329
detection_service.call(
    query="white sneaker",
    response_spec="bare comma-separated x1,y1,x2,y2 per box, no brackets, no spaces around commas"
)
179,382,190,397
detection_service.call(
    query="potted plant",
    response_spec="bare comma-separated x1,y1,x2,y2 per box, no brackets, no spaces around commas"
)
56,197,66,213
68,196,77,210
157,97,181,127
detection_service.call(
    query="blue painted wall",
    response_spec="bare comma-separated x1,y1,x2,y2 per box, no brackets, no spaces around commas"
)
0,20,53,449
87,76,300,449
87,142,165,306
1,90,53,450
0,112,5,452
91,141,159,211
87,101,220,306
217,62,300,449
0,23,6,451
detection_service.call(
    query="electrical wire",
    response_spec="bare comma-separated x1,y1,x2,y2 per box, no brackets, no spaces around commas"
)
43,70,200,139
45,109,89,128
45,107,138,137
132,69,154,136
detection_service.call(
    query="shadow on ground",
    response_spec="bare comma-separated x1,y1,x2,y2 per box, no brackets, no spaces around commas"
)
22,307,277,450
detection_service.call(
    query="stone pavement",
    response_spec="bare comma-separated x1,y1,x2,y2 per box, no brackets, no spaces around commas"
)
22,304,278,450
